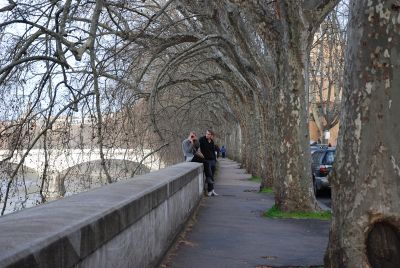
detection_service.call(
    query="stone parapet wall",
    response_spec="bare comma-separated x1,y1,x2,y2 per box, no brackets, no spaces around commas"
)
0,162,203,268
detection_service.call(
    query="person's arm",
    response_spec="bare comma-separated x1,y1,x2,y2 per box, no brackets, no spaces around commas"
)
193,140,200,151
182,139,192,156
181,140,186,155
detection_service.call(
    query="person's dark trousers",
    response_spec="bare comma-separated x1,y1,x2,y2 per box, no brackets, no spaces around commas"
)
205,159,216,192
208,159,216,177
191,156,213,193
205,159,214,193
222,152,225,158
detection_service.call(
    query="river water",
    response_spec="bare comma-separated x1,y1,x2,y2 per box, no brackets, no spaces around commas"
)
0,161,150,216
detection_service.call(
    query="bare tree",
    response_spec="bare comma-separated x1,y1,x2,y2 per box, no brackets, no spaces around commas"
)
309,4,348,143
0,0,184,215
325,0,400,266
1,0,346,216
174,0,341,211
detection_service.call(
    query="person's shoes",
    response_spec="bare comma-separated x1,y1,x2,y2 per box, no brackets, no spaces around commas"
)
211,190,218,196
207,191,213,197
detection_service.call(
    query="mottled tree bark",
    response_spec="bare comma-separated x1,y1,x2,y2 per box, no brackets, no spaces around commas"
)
263,87,278,190
268,2,318,211
325,0,400,266
255,93,269,188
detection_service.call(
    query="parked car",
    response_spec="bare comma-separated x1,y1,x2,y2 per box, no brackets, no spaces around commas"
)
311,147,336,196
310,144,329,154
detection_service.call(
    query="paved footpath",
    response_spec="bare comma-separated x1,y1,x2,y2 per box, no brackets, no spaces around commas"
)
161,159,330,268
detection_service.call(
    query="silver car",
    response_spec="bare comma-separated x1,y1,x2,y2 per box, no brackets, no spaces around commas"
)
311,148,335,196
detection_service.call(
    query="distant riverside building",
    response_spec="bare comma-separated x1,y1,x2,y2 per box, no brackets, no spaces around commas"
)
51,116,97,127
309,115,339,146
69,116,96,125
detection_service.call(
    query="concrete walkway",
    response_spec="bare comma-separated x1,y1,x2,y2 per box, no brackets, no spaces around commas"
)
161,159,330,268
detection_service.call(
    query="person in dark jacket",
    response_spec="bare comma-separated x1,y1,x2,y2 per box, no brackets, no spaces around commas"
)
199,130,218,196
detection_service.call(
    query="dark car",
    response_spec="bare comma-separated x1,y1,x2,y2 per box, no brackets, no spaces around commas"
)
310,144,329,154
311,147,336,196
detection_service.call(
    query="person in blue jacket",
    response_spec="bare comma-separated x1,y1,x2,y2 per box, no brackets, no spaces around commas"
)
220,145,226,158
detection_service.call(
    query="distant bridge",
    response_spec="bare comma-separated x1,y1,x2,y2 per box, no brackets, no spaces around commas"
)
0,148,164,198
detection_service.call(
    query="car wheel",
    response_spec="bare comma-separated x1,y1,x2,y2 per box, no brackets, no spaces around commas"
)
313,177,319,197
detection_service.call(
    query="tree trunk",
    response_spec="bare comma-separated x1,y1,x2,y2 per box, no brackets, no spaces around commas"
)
232,123,242,162
254,92,268,182
262,70,279,190
325,1,400,266
272,2,318,212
